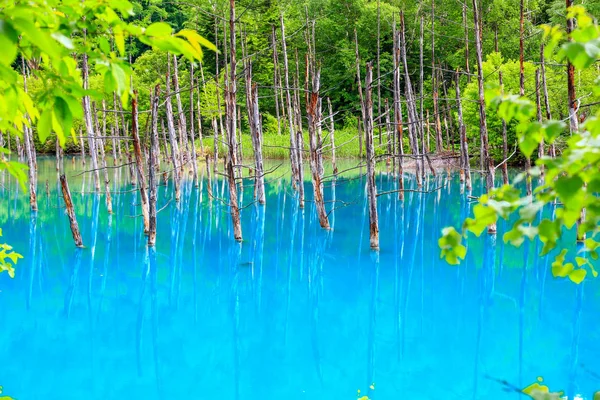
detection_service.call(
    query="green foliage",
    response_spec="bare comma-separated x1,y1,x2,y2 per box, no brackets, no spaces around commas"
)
439,7,600,286
0,228,22,278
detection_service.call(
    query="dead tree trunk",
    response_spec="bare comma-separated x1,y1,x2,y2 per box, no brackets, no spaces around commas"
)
400,12,423,187
456,70,472,191
364,63,379,250
293,50,305,207
519,0,532,196
354,29,367,136
165,53,182,202
148,85,160,247
79,127,86,164
82,47,100,193
131,91,150,234
60,174,83,248
227,0,242,241
280,13,300,193
431,0,443,152
566,0,578,135
499,70,509,185
306,68,330,230
393,18,405,200
195,75,205,154
326,97,337,174
242,34,266,205
535,69,545,178
376,0,382,146
473,0,496,232
172,55,188,170
96,101,112,213
463,2,471,81
250,83,266,205
540,42,555,157
189,63,199,187
21,61,37,211
272,25,282,136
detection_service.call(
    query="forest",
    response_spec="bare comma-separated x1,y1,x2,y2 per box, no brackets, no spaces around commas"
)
1,0,600,398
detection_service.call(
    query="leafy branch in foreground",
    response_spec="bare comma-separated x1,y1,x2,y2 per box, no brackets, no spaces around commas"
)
439,5,600,285
0,228,22,278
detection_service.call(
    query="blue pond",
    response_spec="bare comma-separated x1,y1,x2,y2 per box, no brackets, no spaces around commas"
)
0,157,598,399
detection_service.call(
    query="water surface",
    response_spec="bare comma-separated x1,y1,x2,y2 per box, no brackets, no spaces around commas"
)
0,157,598,399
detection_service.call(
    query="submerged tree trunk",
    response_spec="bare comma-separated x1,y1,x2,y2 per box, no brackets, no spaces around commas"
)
60,174,83,248
131,91,150,234
280,14,300,195
227,0,242,241
540,42,555,157
306,68,330,230
400,12,423,187
393,18,405,200
519,0,532,197
456,70,472,191
472,0,495,232
21,61,37,211
535,69,545,178
189,64,199,187
293,50,305,208
148,85,160,247
566,0,579,135
96,101,112,214
165,53,181,202
82,48,101,193
364,63,379,250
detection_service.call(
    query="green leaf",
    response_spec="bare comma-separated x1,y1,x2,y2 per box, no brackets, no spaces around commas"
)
568,268,586,284
554,175,583,204
145,22,172,37
552,261,574,278
114,25,125,57
0,20,18,66
37,109,52,143
438,227,466,265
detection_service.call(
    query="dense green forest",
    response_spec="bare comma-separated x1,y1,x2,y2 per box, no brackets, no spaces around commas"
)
4,0,600,165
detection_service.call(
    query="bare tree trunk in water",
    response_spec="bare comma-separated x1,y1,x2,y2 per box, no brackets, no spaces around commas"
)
306,67,330,230
272,25,282,137
148,85,160,247
21,60,37,211
172,55,187,171
519,0,532,197
364,63,379,250
400,12,423,187
60,174,83,247
540,42,555,157
79,127,86,165
535,69,545,179
227,0,242,241
280,14,300,193
473,0,495,233
455,70,472,191
499,71,509,185
393,19,405,200
293,50,305,207
189,63,199,187
566,0,579,135
431,0,443,152
354,29,367,137
165,53,181,202
82,43,101,193
131,91,150,234
376,0,382,146
95,101,112,213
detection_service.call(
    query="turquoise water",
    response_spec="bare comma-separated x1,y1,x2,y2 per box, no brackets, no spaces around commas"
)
0,157,598,399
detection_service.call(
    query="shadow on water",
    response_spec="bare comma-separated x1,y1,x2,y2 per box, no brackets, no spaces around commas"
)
0,159,598,399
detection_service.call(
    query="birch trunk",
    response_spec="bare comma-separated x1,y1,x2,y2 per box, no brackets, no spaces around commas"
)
499,70,509,185
327,97,337,174
306,68,330,230
364,63,379,250
456,70,472,191
189,63,199,187
82,48,100,192
165,53,182,202
131,91,150,234
148,85,160,247
473,0,496,232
